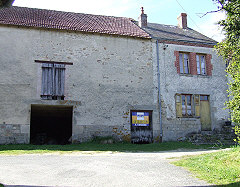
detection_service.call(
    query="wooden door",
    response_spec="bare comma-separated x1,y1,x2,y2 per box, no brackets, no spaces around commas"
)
200,96,211,131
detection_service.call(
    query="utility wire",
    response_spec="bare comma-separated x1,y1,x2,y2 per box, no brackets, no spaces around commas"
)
175,0,203,32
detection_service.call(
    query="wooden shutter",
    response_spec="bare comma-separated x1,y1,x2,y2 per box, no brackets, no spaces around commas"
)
176,94,182,117
54,64,65,99
41,63,53,99
194,94,200,117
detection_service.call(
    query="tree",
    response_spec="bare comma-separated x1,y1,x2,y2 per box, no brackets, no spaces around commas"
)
0,0,15,8
214,0,240,143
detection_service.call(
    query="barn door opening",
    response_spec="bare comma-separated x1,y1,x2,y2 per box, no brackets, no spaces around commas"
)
131,110,153,144
30,105,73,145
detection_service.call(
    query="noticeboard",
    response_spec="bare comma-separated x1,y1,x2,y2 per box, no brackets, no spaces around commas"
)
132,112,149,126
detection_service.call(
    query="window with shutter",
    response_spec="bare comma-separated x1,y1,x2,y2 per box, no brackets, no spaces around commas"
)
175,94,209,118
36,60,73,100
41,63,54,100
175,51,212,76
176,94,182,117
41,63,65,100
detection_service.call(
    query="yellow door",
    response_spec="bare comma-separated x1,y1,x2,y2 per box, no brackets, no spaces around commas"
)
200,100,211,131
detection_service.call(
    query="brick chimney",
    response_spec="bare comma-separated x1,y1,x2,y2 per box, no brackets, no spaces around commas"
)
138,7,147,28
177,13,187,29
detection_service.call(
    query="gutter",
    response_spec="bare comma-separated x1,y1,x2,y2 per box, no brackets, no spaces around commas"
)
156,40,163,141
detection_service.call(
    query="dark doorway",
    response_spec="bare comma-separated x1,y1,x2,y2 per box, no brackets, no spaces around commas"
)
30,105,73,145
131,110,153,144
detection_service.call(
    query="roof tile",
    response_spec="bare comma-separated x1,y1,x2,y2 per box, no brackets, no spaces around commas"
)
0,6,151,38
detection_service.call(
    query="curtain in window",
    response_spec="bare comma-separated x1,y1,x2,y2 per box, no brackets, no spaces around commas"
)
196,55,200,74
179,53,183,73
184,54,189,74
201,55,206,74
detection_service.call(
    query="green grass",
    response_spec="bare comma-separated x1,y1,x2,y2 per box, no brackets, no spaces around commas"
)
0,141,229,155
173,146,240,186
0,142,231,155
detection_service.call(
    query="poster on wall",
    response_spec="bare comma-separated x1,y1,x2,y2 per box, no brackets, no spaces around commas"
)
132,112,149,126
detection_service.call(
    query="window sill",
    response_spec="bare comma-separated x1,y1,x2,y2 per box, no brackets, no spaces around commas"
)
179,74,211,78
179,73,193,77
196,74,211,78
177,116,200,120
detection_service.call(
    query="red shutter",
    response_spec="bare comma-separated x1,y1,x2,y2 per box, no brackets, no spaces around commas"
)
206,54,213,76
174,51,180,74
189,53,197,75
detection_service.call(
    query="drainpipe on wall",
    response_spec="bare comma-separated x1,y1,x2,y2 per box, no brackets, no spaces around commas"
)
156,40,163,142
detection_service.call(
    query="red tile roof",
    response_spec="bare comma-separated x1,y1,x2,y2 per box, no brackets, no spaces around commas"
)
0,6,151,38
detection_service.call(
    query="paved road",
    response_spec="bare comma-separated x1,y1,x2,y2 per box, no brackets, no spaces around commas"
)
0,149,217,187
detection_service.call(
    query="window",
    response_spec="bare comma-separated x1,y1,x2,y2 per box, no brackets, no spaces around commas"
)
41,63,65,100
182,94,192,116
179,53,190,74
35,60,73,100
175,94,209,118
200,95,209,101
196,54,206,75
174,51,212,76
176,94,193,117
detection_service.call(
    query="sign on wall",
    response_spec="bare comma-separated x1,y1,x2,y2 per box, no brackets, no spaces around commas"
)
132,112,149,126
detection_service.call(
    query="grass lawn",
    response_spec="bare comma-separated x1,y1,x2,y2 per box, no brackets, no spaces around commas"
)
173,146,240,186
0,141,229,155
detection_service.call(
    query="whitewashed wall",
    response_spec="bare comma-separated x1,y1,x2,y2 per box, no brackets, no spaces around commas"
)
0,26,159,144
154,42,229,141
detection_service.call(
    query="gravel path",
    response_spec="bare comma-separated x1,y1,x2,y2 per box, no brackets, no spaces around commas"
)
0,149,220,187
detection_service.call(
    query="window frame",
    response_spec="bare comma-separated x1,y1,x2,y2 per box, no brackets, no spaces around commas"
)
179,52,190,74
175,93,210,118
181,94,192,117
35,60,73,100
196,54,207,75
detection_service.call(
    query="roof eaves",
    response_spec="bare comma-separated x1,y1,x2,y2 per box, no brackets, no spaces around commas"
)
0,22,151,39
153,37,217,46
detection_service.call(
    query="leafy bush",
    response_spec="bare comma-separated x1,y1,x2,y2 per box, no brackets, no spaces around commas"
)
233,125,240,144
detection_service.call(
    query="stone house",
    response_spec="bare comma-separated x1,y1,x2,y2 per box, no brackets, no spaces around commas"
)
138,10,229,141
0,6,229,144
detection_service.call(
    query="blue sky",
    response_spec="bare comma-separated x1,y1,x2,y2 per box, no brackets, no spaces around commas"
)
13,0,225,41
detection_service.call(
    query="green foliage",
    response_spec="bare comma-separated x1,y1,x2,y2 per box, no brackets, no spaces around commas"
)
214,1,240,126
0,0,15,8
233,125,240,144
0,184,4,187
173,146,240,185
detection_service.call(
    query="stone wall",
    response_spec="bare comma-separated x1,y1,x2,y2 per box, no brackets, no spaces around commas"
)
155,42,229,141
0,25,158,144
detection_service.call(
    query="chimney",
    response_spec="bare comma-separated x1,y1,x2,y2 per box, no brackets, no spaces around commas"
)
177,13,187,29
138,7,147,28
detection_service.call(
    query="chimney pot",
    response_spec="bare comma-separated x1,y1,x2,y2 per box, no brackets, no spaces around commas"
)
138,7,147,28
177,13,187,29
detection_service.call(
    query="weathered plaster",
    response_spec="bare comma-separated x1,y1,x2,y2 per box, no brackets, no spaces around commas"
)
0,26,156,143
155,42,229,141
